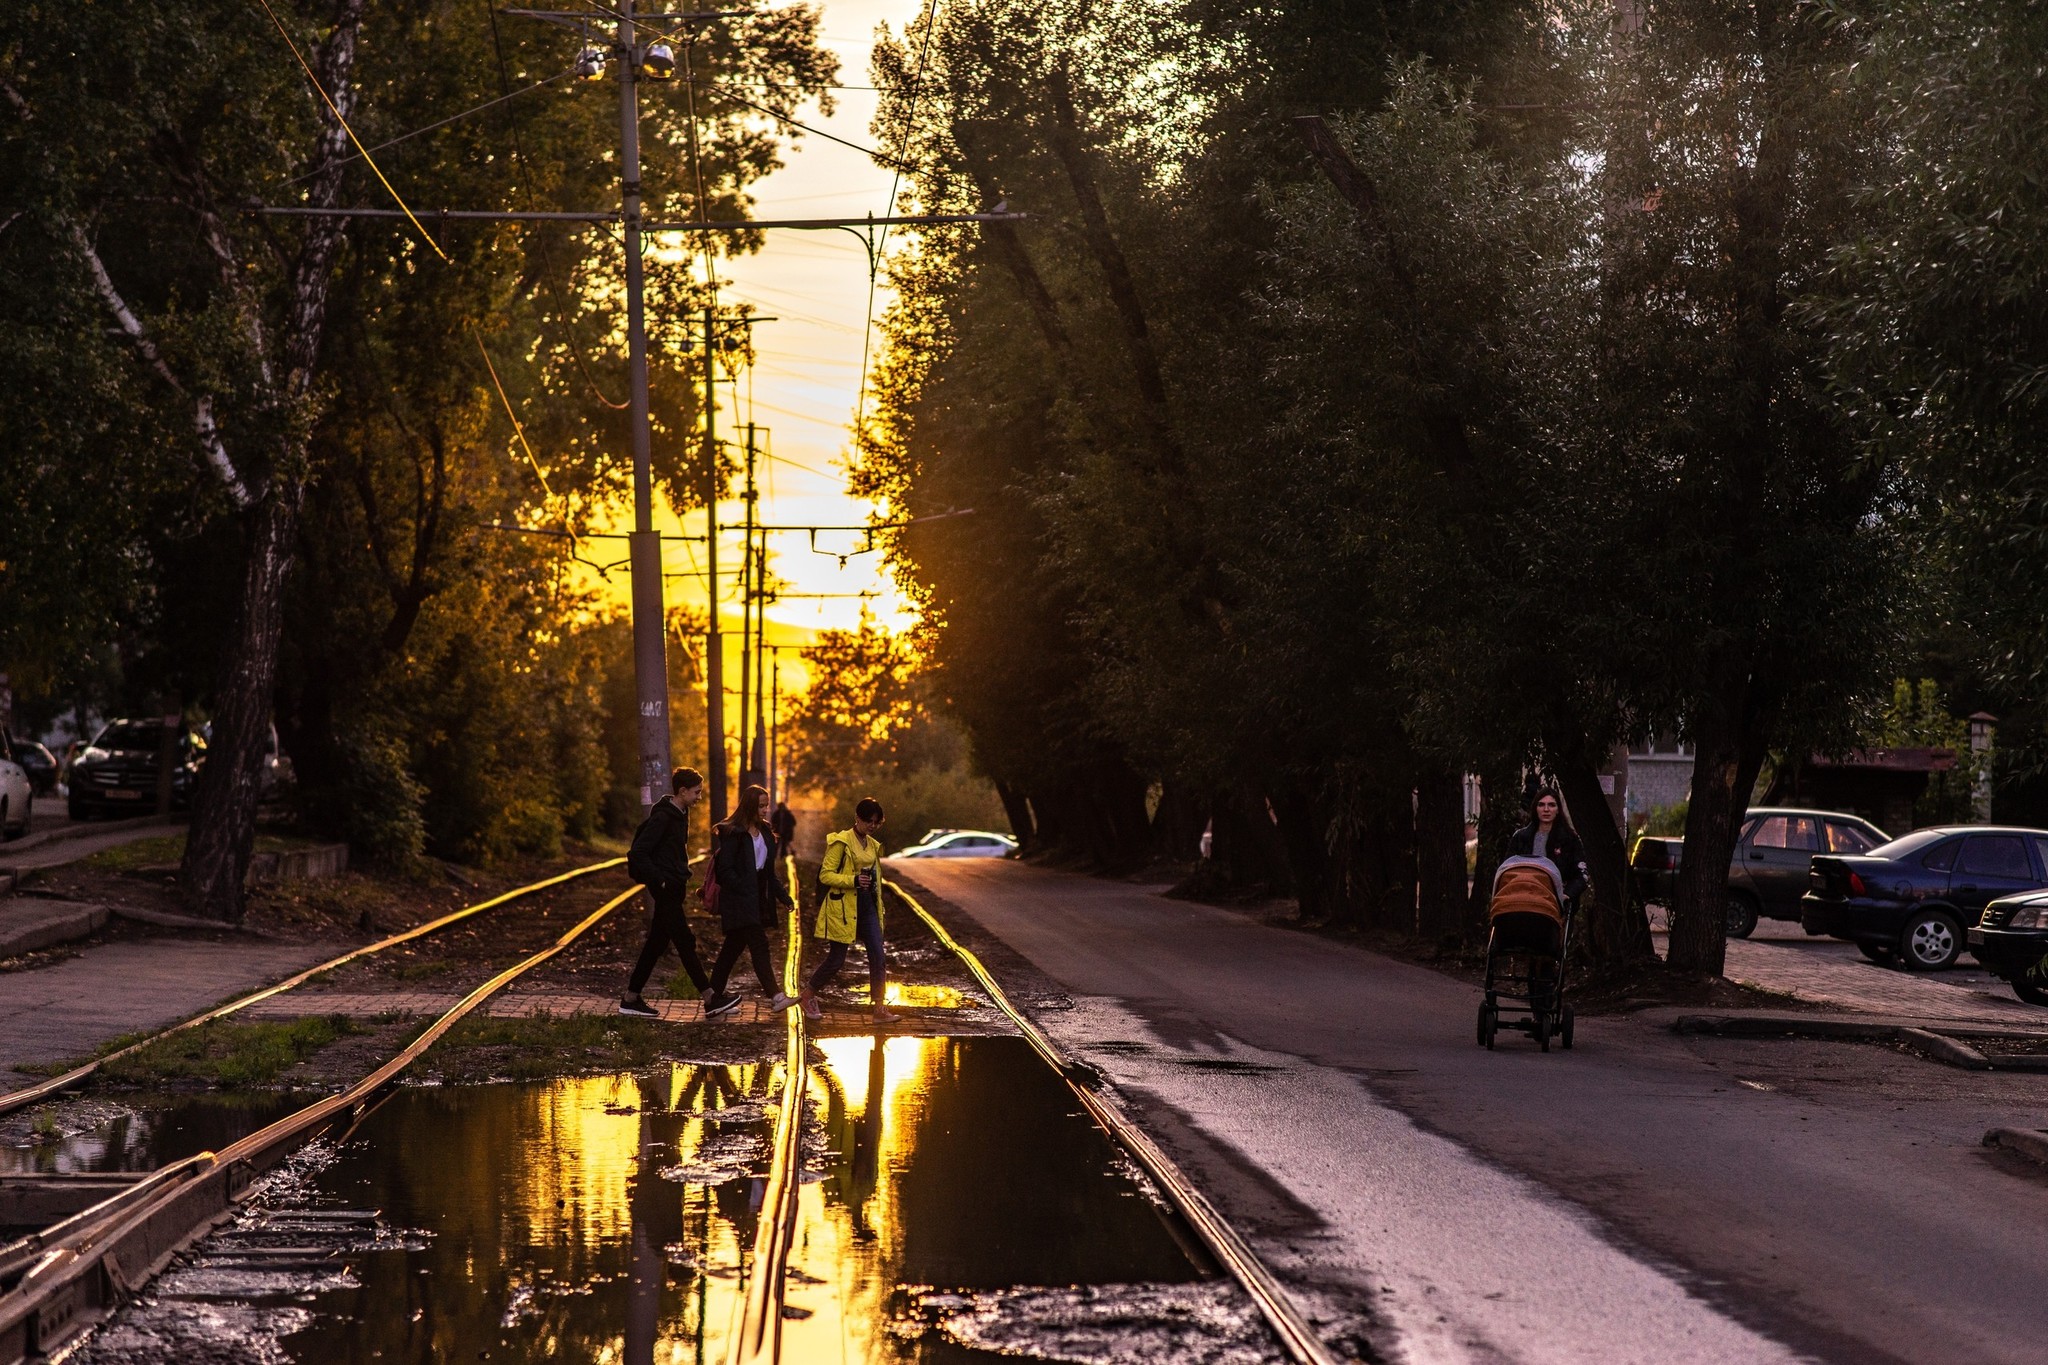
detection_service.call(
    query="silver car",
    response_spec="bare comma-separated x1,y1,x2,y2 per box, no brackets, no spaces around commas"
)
894,830,1018,859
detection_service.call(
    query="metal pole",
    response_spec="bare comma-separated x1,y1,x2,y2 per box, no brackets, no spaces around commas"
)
768,653,779,813
619,0,671,810
739,423,758,787
704,303,727,819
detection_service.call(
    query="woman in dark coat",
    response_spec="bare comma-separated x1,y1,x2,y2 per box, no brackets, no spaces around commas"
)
1503,786,1585,1015
1507,787,1589,903
701,784,798,1017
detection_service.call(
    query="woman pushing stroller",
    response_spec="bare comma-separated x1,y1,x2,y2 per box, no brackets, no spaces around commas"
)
1478,786,1587,1050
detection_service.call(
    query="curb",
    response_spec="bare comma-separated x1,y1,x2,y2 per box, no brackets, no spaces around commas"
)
1,810,177,861
1983,1128,2048,1168
1675,1013,2045,1071
0,901,111,958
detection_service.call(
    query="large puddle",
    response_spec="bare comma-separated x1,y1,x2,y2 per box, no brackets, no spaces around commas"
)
49,1036,1275,1363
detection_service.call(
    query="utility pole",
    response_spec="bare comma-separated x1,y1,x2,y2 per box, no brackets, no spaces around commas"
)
619,0,672,811
768,652,780,813
739,422,760,789
702,302,726,819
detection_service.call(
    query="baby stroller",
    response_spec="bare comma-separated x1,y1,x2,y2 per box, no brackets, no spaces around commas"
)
1476,856,1577,1052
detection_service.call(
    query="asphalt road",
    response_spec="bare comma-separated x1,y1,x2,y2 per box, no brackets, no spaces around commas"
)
892,858,2048,1365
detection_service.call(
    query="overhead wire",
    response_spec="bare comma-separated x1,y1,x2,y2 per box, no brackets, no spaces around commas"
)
250,0,451,261
281,67,576,187
472,324,555,497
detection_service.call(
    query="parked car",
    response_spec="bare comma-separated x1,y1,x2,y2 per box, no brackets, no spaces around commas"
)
1803,826,2048,971
893,830,1018,859
1967,888,2048,1004
0,731,31,839
1629,807,1888,938
67,719,206,819
5,734,58,795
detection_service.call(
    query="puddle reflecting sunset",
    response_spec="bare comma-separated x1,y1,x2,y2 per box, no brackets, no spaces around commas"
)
47,1037,1215,1363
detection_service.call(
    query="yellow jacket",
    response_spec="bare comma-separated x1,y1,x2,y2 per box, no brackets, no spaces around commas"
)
815,828,883,944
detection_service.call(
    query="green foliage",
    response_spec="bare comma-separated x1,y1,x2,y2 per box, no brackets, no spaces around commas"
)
829,763,1009,854
102,1016,365,1087
1879,678,1985,826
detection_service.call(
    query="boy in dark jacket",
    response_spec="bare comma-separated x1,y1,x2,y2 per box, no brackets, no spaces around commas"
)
620,767,709,1017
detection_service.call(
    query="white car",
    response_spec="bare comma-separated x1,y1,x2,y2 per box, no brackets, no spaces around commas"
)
0,732,32,840
894,829,1017,859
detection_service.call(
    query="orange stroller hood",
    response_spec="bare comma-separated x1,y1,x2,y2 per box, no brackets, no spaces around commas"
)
1489,856,1564,924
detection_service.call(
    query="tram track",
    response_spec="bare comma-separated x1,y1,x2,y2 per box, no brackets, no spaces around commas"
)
0,877,641,1364
0,857,623,1119
883,876,1345,1365
723,864,1343,1364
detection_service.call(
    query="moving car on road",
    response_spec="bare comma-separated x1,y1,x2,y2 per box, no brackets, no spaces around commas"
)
67,718,205,819
892,829,1018,859
0,732,32,839
1630,807,1888,938
1803,826,2048,971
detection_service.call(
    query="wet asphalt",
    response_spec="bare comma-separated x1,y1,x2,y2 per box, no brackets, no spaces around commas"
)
892,857,2048,1365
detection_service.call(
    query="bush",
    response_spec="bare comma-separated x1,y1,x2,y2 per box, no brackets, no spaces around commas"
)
824,762,1009,850
340,729,427,869
494,796,564,859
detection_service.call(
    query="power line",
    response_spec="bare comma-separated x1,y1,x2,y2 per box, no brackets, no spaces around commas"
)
282,67,576,187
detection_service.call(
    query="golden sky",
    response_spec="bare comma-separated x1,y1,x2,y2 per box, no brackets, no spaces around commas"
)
589,0,930,698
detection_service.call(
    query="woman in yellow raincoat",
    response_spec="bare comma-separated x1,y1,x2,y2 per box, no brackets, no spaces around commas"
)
799,797,896,1024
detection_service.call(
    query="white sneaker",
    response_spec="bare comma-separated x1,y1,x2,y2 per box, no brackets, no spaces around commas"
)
767,992,799,1013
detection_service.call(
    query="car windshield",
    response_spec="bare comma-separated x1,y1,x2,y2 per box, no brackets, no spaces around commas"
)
1867,829,1950,861
91,721,166,751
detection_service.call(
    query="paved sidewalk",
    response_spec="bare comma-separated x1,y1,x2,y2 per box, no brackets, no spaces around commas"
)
0,939,333,1087
238,990,789,1024
1651,915,2046,1025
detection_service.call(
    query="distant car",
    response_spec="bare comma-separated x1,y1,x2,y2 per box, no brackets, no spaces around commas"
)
893,830,1017,859
0,731,31,839
1969,888,2048,1005
1804,826,2048,971
1630,807,1888,938
6,735,58,796
67,719,206,819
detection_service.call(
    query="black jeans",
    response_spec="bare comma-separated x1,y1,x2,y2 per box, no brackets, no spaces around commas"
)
708,924,781,997
627,884,709,996
806,897,885,999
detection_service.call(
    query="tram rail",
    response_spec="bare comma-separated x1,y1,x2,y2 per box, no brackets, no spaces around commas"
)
884,876,1345,1365
0,857,623,1119
0,880,642,1363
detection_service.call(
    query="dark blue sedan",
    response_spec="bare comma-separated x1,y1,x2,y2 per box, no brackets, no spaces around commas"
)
1802,826,2048,970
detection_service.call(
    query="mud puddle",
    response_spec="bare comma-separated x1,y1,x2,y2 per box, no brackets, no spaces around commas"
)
70,1036,1278,1363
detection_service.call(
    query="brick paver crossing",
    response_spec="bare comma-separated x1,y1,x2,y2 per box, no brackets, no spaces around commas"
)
239,990,790,1024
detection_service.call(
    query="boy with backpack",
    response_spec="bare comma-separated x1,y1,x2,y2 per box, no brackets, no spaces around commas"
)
798,797,896,1024
619,767,711,1018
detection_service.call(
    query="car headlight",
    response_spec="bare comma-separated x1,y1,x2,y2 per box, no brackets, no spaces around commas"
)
2008,908,2048,930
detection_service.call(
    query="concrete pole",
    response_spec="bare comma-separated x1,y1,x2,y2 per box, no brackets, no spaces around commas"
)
619,0,672,809
704,303,726,819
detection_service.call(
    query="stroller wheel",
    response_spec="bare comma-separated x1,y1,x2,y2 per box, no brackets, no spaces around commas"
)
1560,1005,1575,1050
1478,1003,1497,1050
1533,1011,1551,1052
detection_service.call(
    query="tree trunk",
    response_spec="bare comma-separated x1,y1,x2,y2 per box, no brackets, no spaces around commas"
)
1667,692,1767,976
177,0,361,920
1415,765,1467,945
1272,788,1330,922
1555,749,1653,964
181,494,299,920
1465,761,1523,943
994,780,1036,850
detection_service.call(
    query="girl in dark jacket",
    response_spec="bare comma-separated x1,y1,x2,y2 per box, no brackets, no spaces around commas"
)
1508,787,1589,902
701,784,799,1017
1504,786,1585,1015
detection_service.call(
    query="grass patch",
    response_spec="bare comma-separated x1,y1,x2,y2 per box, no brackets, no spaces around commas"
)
663,970,701,1001
81,834,187,874
100,1016,366,1086
428,1012,765,1082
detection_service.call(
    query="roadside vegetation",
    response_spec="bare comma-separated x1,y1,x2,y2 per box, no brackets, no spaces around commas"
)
97,1017,366,1087
846,0,2048,984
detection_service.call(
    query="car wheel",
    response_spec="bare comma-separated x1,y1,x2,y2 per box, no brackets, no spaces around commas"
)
1899,910,1963,971
1724,894,1759,940
2011,974,2048,1008
1856,941,1897,966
